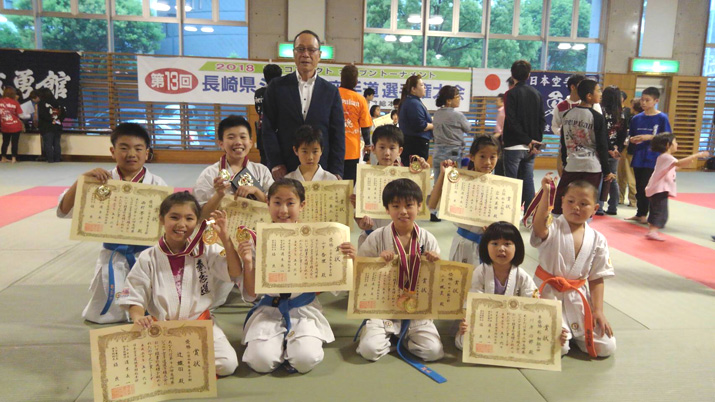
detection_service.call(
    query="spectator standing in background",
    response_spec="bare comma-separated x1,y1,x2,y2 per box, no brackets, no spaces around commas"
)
37,88,64,163
254,64,282,166
398,75,434,167
338,65,372,181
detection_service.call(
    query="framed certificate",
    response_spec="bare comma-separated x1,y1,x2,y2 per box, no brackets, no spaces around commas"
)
347,257,473,319
463,293,562,371
438,167,522,227
354,164,431,220
301,180,353,226
70,176,173,246
90,320,217,402
254,222,353,293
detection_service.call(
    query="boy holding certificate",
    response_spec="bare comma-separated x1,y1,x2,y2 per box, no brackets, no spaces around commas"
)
56,123,168,324
194,115,274,219
356,125,429,248
531,175,616,358
356,179,443,365
284,125,338,182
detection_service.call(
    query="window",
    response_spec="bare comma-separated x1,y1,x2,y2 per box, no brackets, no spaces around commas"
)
701,0,715,153
0,14,35,49
364,0,603,71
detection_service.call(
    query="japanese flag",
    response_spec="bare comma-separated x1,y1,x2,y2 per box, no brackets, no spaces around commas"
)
471,68,512,97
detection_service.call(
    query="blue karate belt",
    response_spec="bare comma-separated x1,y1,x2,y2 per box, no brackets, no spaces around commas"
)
243,293,316,337
365,229,374,236
457,227,482,244
100,243,149,316
353,319,447,384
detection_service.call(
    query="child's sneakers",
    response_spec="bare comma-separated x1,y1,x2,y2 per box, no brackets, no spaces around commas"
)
645,232,665,241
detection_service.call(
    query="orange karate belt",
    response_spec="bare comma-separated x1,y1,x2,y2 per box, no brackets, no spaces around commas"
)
196,310,212,321
535,266,597,358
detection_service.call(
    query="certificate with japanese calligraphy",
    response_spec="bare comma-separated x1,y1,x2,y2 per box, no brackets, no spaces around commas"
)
438,167,522,227
355,164,431,220
220,197,271,244
89,320,217,402
70,176,173,246
347,257,473,319
301,180,353,226
255,222,353,293
463,293,562,371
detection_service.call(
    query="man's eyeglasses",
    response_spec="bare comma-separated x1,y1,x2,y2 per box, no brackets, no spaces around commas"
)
294,47,320,55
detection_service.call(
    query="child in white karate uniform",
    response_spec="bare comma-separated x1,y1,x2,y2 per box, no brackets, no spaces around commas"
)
238,179,355,374
119,192,240,376
455,221,564,350
428,135,500,264
284,125,338,182
354,125,429,248
356,179,443,363
194,115,274,218
57,123,167,324
194,115,274,306
531,175,616,358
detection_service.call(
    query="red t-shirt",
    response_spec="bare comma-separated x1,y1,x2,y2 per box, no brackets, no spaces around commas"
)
0,98,23,133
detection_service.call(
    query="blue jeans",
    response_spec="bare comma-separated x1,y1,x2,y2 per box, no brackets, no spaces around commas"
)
41,129,62,163
599,158,619,213
502,149,535,209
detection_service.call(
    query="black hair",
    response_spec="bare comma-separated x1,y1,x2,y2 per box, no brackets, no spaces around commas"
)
479,221,525,266
267,178,306,203
510,60,531,82
435,85,459,107
37,87,55,101
372,124,404,147
469,134,501,156
496,93,504,100
642,87,660,99
566,74,586,91
160,191,200,218
218,115,251,141
111,122,152,148
400,75,422,107
263,64,282,84
29,89,39,99
601,86,623,129
341,64,358,89
576,79,598,103
620,90,628,102
294,124,323,150
370,105,381,117
364,87,375,97
565,180,599,203
390,109,398,118
506,77,515,87
393,98,400,107
382,178,423,208
631,97,643,113
651,132,675,154
293,29,321,46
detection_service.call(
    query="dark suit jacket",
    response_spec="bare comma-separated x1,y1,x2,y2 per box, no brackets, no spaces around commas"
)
503,81,545,148
261,72,345,176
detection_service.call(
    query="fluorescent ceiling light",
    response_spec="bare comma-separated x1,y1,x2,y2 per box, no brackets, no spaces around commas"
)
407,14,421,24
200,26,214,33
384,35,397,42
399,36,413,43
151,2,171,11
557,43,571,50
184,25,198,32
428,15,444,25
572,44,586,50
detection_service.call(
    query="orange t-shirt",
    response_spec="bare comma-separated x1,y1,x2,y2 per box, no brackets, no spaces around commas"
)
338,87,373,160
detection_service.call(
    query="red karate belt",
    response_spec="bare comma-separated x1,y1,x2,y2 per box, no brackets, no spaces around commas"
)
535,266,597,358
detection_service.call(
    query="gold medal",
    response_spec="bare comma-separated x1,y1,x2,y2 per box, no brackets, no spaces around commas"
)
396,293,409,310
236,227,251,243
219,169,231,181
237,173,254,187
202,219,218,245
404,294,418,313
219,249,226,257
409,155,423,173
447,168,460,183
94,185,112,201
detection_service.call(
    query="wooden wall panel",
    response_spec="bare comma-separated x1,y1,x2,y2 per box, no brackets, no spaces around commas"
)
666,76,707,160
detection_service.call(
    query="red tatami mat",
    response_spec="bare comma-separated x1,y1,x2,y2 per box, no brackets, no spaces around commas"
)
0,186,68,228
671,193,715,209
590,216,715,289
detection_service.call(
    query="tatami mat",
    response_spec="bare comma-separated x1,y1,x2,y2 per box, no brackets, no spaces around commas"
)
0,164,713,402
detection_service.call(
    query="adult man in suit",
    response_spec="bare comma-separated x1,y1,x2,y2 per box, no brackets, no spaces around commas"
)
262,30,345,179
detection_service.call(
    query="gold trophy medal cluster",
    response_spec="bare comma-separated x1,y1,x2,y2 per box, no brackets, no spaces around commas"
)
408,155,423,174
392,258,418,313
219,169,232,182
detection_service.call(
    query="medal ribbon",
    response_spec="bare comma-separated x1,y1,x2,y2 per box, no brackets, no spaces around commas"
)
158,220,209,258
391,223,421,292
522,180,556,228
117,166,146,183
219,154,249,181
